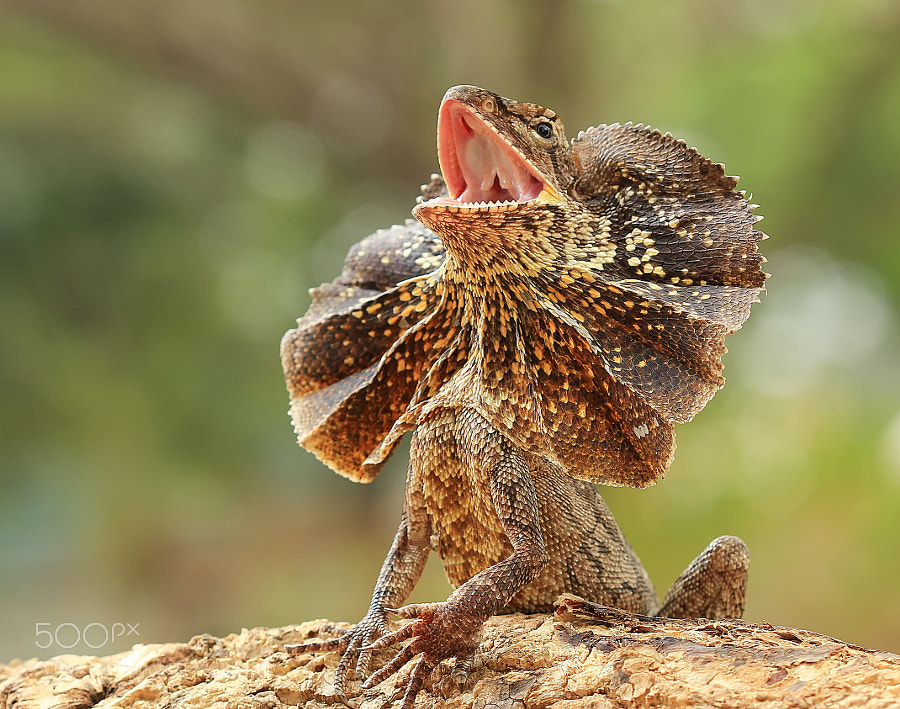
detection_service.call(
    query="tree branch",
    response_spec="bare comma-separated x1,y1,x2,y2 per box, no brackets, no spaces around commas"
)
3,598,898,708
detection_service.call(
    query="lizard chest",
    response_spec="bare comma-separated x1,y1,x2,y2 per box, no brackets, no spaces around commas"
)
411,410,514,589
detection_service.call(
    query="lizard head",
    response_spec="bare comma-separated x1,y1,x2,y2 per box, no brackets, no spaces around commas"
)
414,85,575,220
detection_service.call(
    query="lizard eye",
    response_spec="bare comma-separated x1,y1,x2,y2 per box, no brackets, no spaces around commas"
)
534,122,554,139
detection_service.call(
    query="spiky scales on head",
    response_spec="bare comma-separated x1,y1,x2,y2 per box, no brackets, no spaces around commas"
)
281,85,766,488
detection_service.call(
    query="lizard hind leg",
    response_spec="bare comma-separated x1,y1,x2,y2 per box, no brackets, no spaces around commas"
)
656,535,749,620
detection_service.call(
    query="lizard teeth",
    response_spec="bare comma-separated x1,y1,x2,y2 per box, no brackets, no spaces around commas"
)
459,199,522,210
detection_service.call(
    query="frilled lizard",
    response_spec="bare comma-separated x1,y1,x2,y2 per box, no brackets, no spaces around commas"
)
280,85,766,707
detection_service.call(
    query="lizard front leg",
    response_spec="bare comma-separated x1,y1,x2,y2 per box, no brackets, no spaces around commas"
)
363,418,548,708
288,464,432,700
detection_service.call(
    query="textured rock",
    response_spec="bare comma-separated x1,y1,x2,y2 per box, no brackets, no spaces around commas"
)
3,600,899,708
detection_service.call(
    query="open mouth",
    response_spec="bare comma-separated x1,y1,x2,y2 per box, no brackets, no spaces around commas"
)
434,99,560,207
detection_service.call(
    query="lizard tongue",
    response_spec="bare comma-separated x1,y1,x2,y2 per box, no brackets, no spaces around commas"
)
441,102,544,205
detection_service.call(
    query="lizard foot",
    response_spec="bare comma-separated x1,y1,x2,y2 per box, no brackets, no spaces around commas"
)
359,601,482,709
658,535,749,619
285,609,391,703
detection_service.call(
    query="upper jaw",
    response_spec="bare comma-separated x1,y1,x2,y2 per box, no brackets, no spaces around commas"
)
420,96,564,212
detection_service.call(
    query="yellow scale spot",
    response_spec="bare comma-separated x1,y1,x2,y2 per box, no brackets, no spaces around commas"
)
399,291,412,302
366,302,382,313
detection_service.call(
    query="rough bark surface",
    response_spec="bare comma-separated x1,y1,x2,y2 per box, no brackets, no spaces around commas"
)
3,599,899,709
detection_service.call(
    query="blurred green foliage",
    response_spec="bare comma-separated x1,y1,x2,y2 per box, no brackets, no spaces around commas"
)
1,0,898,662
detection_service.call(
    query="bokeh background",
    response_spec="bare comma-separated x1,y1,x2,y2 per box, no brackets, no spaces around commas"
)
2,0,899,662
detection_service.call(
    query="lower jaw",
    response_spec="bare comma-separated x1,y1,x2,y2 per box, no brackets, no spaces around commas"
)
413,188,563,217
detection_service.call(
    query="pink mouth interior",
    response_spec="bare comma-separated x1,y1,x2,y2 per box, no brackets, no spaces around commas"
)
439,101,546,205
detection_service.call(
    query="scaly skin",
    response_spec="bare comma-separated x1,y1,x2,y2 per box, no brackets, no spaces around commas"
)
281,86,765,707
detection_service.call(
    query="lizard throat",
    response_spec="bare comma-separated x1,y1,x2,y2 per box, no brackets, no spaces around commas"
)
422,99,562,212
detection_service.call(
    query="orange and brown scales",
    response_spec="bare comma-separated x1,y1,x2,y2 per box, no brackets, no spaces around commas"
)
281,87,765,492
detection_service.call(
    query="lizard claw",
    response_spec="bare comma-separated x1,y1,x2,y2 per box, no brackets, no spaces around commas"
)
395,656,433,709
286,610,392,699
361,644,418,690
355,600,482,707
284,634,346,655
394,602,438,620
333,690,357,709
361,619,427,652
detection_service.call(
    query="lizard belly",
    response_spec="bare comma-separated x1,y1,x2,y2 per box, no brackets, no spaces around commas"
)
410,407,659,614
413,409,514,589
